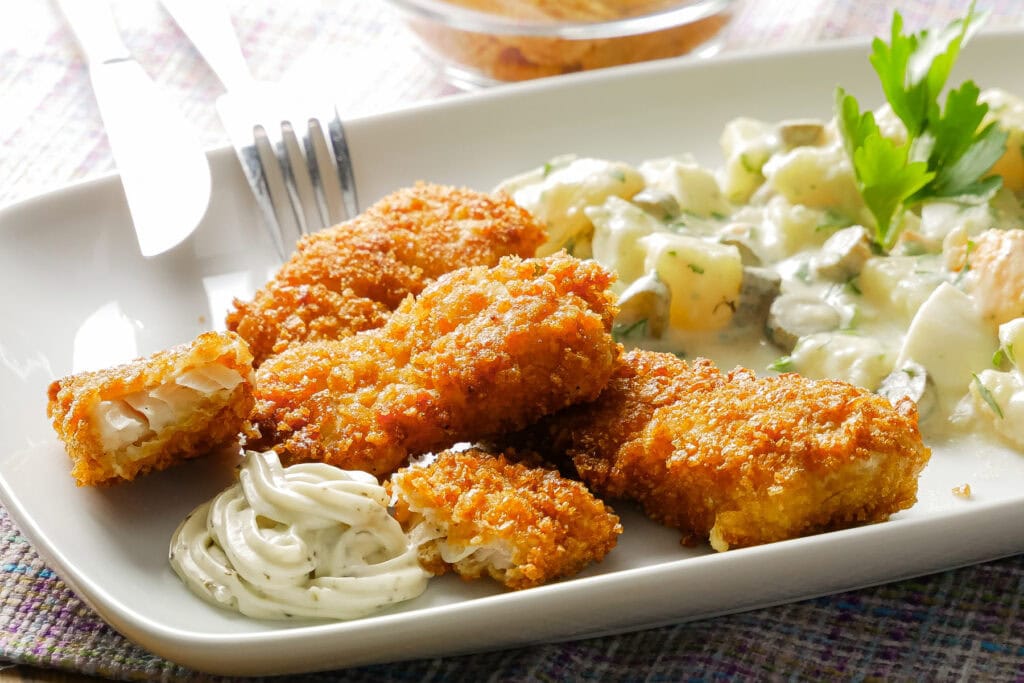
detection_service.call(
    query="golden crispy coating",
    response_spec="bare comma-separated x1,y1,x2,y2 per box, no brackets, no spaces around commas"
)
510,349,931,551
389,448,622,590
226,183,546,365
46,332,254,486
247,252,621,477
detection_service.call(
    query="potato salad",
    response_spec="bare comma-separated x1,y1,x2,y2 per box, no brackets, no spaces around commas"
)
497,81,1024,448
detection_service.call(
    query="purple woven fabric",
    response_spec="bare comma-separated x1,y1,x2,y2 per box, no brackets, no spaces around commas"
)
2,504,1023,681
3,0,1024,679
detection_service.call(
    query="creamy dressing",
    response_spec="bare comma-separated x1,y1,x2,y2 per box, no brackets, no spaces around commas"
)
169,450,429,620
497,94,1024,450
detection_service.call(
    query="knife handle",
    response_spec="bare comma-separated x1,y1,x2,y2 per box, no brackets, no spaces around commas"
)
55,0,131,65
161,0,253,91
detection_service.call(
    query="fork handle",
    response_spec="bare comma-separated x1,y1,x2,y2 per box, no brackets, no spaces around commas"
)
160,0,253,90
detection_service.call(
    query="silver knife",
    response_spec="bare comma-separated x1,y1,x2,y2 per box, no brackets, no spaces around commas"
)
56,0,211,257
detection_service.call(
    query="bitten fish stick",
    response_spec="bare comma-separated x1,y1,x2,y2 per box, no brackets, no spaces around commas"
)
47,331,255,486
508,349,931,551
247,252,621,477
226,182,546,365
388,448,622,590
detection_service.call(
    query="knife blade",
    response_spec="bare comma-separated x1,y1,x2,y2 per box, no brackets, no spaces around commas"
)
56,0,211,257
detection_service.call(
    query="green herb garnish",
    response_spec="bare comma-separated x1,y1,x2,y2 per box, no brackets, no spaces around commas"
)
739,153,758,173
962,239,977,271
973,373,1004,418
836,5,1007,251
993,343,1015,368
815,208,854,233
688,263,705,274
794,260,812,283
769,356,795,373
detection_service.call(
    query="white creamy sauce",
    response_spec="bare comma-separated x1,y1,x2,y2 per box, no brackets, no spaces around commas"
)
169,449,429,620
498,92,1024,453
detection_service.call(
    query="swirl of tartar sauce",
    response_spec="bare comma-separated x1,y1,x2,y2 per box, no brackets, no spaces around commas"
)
169,449,429,620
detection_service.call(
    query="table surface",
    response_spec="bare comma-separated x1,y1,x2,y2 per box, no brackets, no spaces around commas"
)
3,1,1024,680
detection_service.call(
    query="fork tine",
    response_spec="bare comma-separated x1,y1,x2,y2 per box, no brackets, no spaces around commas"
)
281,119,326,233
217,95,293,260
301,117,335,229
235,128,288,259
265,118,310,243
216,91,359,258
323,104,359,221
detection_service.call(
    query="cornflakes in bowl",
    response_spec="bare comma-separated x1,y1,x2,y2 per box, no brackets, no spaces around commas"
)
384,0,735,86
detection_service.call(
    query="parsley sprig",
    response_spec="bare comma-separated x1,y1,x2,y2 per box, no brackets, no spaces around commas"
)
836,5,1007,251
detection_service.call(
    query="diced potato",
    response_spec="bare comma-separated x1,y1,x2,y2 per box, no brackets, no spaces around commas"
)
997,318,1024,368
639,157,731,218
638,232,742,331
719,117,777,203
761,196,831,255
859,255,945,325
587,196,660,290
963,368,1024,449
790,332,895,391
763,142,863,218
497,155,644,256
981,89,1024,192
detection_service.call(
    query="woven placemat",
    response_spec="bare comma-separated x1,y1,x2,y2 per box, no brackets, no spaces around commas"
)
3,504,1023,681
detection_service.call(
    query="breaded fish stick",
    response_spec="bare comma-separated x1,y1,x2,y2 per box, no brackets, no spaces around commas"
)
247,253,621,477
226,183,546,365
509,349,931,551
389,448,622,590
47,331,254,486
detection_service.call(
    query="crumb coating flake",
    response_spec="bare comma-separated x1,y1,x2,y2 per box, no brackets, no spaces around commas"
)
515,349,931,551
226,182,547,365
389,448,622,590
46,331,255,486
248,252,621,477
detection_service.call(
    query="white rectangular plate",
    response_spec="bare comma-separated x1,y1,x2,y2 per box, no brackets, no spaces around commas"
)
2,32,1024,677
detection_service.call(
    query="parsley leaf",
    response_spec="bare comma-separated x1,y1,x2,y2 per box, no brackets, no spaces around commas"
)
973,373,1004,419
836,88,933,250
914,80,1007,200
836,5,1007,251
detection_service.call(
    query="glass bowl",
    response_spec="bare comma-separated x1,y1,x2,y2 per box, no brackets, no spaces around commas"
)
383,0,736,87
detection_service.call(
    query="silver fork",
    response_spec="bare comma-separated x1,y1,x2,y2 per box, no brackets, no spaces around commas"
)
161,0,359,259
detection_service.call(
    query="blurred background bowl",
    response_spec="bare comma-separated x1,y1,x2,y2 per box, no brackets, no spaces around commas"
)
382,0,736,88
